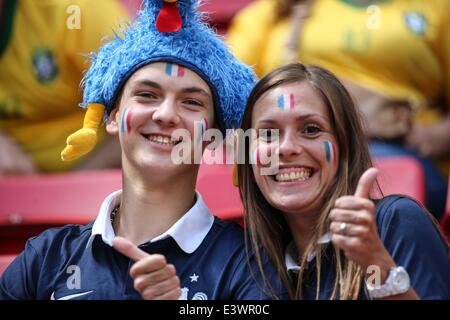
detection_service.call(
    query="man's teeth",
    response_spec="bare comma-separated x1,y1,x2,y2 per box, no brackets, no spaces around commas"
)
148,135,178,146
275,169,312,182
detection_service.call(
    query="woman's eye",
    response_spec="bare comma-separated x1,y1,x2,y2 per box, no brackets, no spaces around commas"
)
303,125,321,135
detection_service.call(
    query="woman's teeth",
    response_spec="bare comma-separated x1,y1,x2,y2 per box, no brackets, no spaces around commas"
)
274,169,312,182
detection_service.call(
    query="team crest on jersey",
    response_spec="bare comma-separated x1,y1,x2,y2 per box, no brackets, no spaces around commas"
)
178,287,209,300
178,273,208,300
404,12,427,36
32,48,59,83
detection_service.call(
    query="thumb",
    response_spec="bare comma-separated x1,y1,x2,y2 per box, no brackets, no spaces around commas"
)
354,167,378,199
112,236,149,261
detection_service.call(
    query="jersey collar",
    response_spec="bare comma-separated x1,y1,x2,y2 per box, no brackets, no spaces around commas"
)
87,190,215,254
285,232,332,273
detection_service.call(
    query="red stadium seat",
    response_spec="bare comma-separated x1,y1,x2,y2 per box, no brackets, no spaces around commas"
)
0,166,244,254
0,156,428,255
201,0,255,34
197,163,244,226
0,255,16,277
373,157,425,204
0,170,122,254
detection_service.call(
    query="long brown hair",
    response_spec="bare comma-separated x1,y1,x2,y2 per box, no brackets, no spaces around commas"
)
238,63,375,299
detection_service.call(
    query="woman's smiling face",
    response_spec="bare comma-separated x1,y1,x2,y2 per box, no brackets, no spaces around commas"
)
251,81,339,217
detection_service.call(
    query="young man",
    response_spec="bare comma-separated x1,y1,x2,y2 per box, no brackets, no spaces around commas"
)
0,0,287,300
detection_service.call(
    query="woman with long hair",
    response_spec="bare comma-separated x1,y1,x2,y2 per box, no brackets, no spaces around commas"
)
228,0,450,220
236,63,449,299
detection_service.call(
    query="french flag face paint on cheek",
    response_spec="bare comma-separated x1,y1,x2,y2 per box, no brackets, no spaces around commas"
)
277,93,295,111
196,118,208,145
324,140,336,167
165,63,185,77
121,107,132,134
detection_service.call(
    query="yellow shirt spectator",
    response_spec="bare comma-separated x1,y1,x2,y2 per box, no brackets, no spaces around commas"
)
228,0,449,120
0,0,127,172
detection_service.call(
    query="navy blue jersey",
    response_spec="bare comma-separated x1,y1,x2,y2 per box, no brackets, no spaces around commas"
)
286,195,450,299
0,192,288,300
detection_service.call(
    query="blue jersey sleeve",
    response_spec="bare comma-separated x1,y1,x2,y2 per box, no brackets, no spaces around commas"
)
376,196,450,299
227,248,289,300
0,240,41,300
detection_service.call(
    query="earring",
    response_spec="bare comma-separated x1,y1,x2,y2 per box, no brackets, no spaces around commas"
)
232,164,239,187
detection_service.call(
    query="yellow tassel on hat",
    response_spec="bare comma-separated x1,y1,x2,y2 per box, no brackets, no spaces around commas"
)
61,103,105,161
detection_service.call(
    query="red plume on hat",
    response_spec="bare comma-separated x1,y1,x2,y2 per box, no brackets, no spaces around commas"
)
156,0,182,32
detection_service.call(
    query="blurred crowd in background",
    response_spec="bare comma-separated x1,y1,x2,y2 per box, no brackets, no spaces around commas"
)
0,0,449,220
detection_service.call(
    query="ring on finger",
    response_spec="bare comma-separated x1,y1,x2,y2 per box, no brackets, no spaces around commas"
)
339,222,348,234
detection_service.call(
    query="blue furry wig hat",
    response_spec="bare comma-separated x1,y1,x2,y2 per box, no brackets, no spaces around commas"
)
61,0,257,161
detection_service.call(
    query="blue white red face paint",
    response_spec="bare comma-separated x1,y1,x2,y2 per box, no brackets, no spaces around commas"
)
277,93,295,111
121,107,133,134
324,140,336,167
196,118,208,145
165,63,185,77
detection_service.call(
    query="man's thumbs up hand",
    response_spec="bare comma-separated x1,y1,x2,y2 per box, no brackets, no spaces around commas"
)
112,237,181,300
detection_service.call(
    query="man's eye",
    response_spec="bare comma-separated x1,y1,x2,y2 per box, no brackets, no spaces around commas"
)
137,92,157,99
303,125,321,135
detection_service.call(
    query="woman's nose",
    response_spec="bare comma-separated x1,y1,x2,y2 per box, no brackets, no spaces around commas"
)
278,132,303,159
